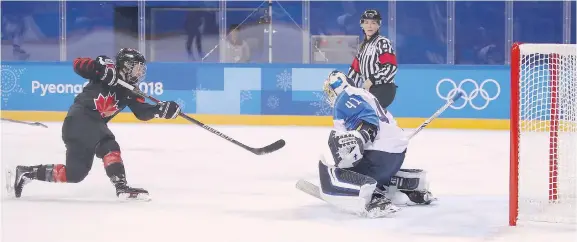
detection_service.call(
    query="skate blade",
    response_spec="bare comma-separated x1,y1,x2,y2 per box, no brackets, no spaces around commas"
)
117,192,151,202
394,199,439,207
4,168,15,198
366,205,401,218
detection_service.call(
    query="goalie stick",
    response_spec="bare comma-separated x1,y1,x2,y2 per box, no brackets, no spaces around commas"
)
1,118,48,128
116,79,285,155
406,91,463,140
296,91,464,199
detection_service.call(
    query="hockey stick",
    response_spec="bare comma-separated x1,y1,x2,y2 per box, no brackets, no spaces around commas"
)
296,91,464,199
406,91,463,140
1,118,48,128
116,79,286,155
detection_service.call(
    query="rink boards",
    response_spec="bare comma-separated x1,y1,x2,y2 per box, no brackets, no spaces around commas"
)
1,62,511,129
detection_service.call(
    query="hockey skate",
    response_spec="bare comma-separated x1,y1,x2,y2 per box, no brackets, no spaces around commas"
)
365,193,401,218
402,190,437,205
7,166,35,198
114,182,151,202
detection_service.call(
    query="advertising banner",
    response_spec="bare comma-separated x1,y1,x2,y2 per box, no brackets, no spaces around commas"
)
1,62,510,128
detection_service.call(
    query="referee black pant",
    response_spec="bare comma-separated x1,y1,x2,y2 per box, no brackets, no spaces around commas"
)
369,83,397,110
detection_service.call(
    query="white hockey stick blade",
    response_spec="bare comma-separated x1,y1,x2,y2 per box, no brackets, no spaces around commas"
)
295,179,322,200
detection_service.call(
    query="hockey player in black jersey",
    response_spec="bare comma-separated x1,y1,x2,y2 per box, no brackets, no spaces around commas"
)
347,9,398,110
9,48,181,201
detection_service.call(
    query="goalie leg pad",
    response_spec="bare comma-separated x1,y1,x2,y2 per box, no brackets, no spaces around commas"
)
388,169,436,205
393,169,429,192
318,161,377,216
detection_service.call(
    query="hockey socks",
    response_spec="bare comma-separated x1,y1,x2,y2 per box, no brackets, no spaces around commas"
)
102,151,127,185
19,164,67,183
102,151,150,201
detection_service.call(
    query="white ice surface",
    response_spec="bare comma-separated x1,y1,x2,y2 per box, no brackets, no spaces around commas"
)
1,122,576,242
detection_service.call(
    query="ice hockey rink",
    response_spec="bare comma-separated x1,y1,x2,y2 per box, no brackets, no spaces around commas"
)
1,122,576,242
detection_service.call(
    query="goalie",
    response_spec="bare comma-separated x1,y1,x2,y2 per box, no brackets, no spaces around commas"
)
316,71,436,218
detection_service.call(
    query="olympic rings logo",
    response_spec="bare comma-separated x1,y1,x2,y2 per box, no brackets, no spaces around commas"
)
436,78,501,110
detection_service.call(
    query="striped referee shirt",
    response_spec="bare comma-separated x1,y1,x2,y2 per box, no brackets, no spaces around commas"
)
347,34,398,87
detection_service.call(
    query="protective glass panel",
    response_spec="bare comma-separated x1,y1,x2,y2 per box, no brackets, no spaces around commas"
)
397,1,447,64
224,1,268,63
1,1,60,61
271,1,303,63
309,1,388,64
66,2,135,60
147,1,220,62
455,1,505,65
571,1,577,44
513,1,563,44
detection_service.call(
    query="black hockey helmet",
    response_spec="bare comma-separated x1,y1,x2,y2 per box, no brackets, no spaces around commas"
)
116,48,146,84
360,9,382,25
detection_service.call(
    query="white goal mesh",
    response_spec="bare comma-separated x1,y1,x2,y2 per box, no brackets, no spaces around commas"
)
511,43,577,225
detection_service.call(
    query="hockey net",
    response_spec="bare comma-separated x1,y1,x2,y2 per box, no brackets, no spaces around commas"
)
510,43,577,226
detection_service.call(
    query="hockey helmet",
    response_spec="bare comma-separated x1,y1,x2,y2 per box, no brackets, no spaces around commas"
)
116,48,147,84
360,9,382,26
323,70,351,106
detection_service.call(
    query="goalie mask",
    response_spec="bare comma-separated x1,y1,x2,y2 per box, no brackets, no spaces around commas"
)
323,70,351,106
116,48,146,84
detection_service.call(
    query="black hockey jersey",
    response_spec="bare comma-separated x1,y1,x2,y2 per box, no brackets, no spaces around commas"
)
67,57,158,123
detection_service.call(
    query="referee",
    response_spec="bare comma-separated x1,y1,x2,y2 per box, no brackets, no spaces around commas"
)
346,9,398,110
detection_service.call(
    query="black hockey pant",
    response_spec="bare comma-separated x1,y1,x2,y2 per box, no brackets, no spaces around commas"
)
369,83,397,110
61,115,121,183
345,149,406,187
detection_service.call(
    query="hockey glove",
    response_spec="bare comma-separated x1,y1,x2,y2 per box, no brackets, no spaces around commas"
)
95,56,118,86
327,129,365,169
154,101,181,119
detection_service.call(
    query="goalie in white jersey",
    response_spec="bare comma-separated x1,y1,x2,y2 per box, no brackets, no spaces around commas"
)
317,70,436,218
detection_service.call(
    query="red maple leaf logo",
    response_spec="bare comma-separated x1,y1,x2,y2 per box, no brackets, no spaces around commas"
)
93,92,120,118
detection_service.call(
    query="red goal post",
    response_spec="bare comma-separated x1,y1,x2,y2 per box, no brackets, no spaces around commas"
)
510,42,577,226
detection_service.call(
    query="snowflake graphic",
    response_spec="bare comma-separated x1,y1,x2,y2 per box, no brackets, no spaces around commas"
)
1,65,26,106
309,91,333,116
191,84,210,102
240,90,252,104
175,98,186,111
267,95,280,109
276,69,292,92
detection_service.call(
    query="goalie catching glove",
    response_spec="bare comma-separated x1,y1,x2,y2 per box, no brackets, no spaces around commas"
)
326,122,378,168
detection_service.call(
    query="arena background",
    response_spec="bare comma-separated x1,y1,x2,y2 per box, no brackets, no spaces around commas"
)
1,0,575,129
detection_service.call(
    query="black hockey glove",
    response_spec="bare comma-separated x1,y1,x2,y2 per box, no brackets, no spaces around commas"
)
95,56,118,86
154,101,181,119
